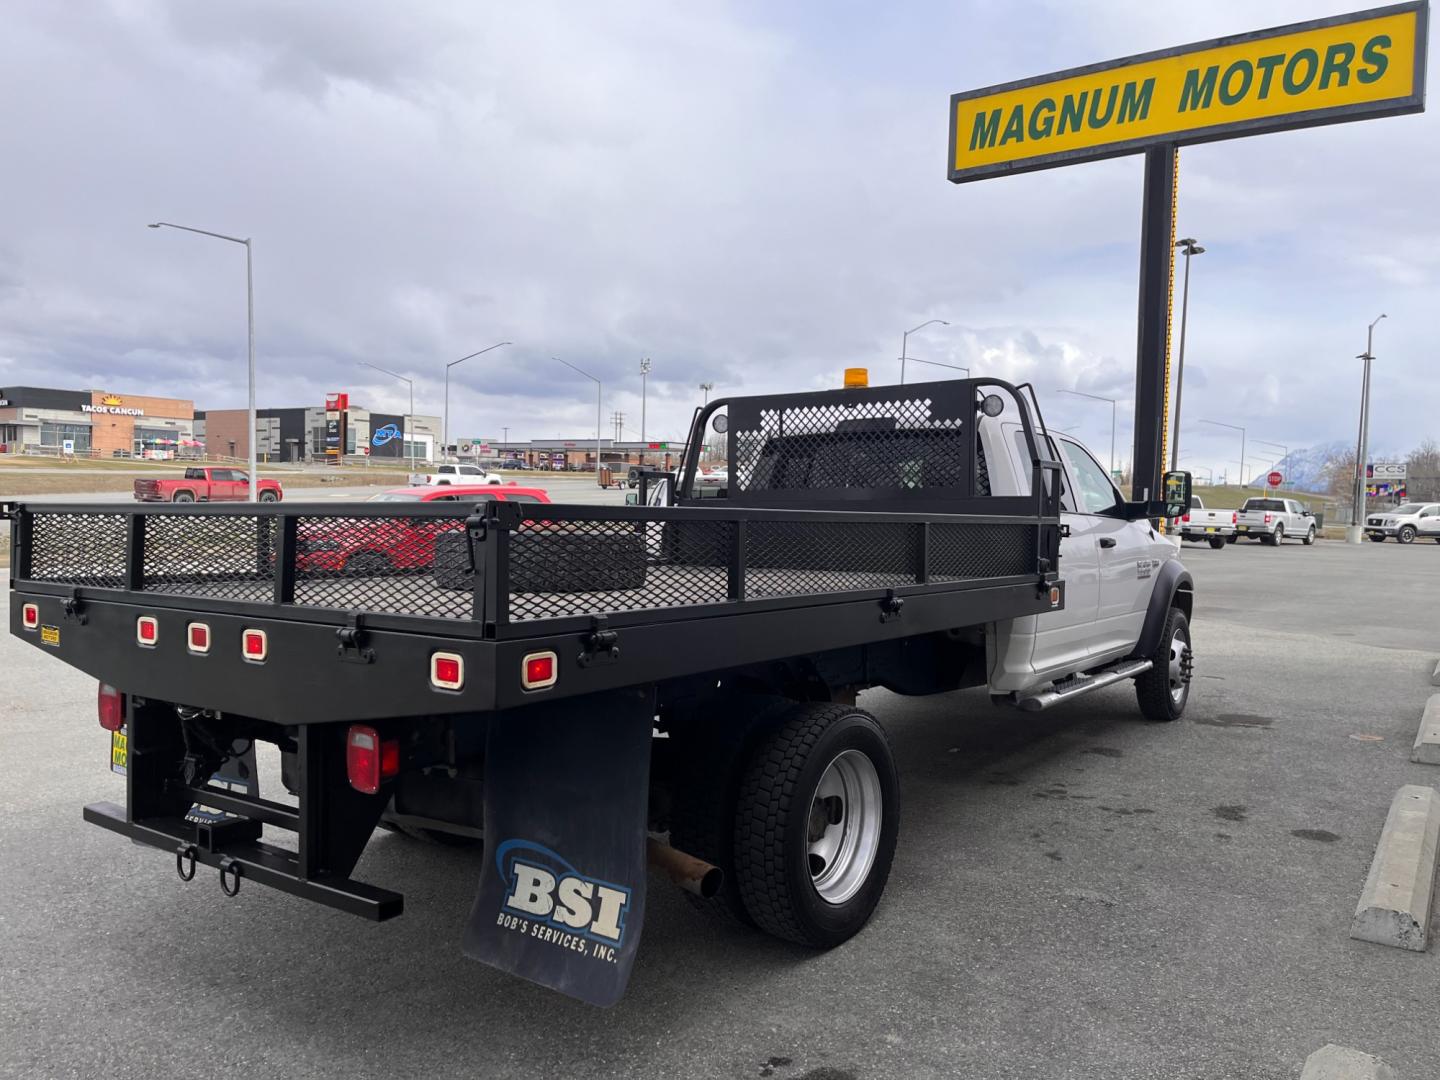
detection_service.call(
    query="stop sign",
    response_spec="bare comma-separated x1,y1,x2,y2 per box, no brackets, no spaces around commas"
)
1267,471,1283,488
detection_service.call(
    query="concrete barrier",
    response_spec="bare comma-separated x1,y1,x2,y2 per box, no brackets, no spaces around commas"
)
1350,785,1439,951
1300,1044,1395,1080
1413,695,1440,765
1432,657,1440,686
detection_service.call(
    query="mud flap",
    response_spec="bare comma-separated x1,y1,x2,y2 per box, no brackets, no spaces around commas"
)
462,687,652,1007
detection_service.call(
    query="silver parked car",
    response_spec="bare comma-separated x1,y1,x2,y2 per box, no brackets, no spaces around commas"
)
1365,502,1440,544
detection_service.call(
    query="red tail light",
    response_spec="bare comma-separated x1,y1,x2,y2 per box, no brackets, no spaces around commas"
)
1181,513,1190,523
98,683,125,732
1264,513,1273,524
136,616,158,646
21,603,40,630
1231,512,1238,524
522,651,558,691
431,651,464,691
241,629,268,662
346,724,400,795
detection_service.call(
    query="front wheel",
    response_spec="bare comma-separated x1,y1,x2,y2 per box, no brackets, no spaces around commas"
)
1208,536,1226,550
733,703,899,948
1398,525,1417,544
1302,526,1315,546
258,490,279,502
1134,607,1192,722
1369,534,1386,543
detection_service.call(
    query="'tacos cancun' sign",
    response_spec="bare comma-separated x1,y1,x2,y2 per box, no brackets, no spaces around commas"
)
949,2,1427,182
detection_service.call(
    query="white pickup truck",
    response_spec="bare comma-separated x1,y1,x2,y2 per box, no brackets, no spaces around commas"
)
407,463,503,486
1178,496,1237,548
1235,496,1316,546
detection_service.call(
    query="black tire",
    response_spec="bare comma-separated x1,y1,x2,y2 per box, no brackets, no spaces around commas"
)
258,490,279,503
172,491,195,503
1398,525,1416,545
1208,537,1226,549
668,695,794,926
1225,534,1238,545
1369,534,1386,543
732,703,900,948
1134,607,1192,722
1262,525,1282,546
1302,526,1316,546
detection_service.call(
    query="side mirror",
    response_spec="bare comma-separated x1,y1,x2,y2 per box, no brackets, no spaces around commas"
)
1161,470,1192,520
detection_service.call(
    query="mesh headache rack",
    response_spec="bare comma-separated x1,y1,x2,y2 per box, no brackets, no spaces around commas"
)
4,380,1062,640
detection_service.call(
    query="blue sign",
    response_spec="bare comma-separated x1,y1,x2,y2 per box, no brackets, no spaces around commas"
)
372,423,401,447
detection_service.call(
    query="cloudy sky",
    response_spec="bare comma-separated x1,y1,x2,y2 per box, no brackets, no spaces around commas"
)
1,1,1434,481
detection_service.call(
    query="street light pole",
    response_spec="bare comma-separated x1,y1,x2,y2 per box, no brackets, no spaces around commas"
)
1171,238,1205,471
554,357,603,488
1252,438,1289,491
1348,314,1386,542
1058,388,1118,476
360,362,416,473
1198,418,1246,487
899,319,950,385
699,382,713,405
444,341,511,462
148,222,257,501
640,358,651,447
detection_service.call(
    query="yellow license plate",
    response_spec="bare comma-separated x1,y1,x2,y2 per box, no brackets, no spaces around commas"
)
1237,526,1248,532
1205,527,1216,533
110,729,128,775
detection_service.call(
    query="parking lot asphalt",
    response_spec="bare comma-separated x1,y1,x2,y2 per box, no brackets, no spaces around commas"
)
2,539,1436,1080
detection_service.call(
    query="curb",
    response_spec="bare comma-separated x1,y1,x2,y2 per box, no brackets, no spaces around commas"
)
1413,695,1440,765
1350,785,1439,952
1300,1044,1395,1080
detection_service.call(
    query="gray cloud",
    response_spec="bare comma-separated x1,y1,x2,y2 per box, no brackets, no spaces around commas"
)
0,0,1433,475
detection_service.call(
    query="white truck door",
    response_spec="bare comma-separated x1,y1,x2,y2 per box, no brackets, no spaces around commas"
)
1056,437,1149,659
1418,504,1440,537
1001,426,1100,679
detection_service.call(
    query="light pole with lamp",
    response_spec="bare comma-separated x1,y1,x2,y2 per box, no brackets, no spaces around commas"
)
1170,238,1205,471
1348,314,1386,543
148,221,258,501
360,362,416,474
444,341,511,462
640,358,652,445
1058,388,1118,476
1198,418,1246,488
1251,439,1289,491
699,382,713,405
554,358,603,487
899,319,949,385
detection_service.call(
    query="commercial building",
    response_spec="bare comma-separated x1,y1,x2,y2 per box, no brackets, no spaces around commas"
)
0,386,196,457
195,404,439,463
478,439,687,471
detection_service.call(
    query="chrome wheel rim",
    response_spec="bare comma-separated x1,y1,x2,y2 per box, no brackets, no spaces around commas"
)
806,749,882,905
1168,625,1192,705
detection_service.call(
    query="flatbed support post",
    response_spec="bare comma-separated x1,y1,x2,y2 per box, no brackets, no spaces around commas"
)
1132,144,1176,504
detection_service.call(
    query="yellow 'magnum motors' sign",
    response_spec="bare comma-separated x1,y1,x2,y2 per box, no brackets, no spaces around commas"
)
949,2,1427,182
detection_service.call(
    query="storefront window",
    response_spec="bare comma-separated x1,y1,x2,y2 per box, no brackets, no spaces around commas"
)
40,422,92,450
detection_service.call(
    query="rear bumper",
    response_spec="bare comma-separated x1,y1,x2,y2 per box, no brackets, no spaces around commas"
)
1180,525,1234,537
84,800,403,920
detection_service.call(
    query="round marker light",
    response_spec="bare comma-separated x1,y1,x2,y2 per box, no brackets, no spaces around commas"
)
981,394,1005,417
712,413,728,434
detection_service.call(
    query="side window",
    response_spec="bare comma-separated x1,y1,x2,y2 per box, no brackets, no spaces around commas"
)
430,494,458,502
1420,506,1437,518
184,467,204,480
228,470,248,484
1058,439,1122,515
505,494,541,504
210,469,232,482
1008,429,1075,512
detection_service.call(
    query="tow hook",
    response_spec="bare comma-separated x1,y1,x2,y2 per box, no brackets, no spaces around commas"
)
176,843,197,882
218,856,243,897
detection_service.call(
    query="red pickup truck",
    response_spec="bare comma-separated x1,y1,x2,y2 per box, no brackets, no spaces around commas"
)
133,467,283,503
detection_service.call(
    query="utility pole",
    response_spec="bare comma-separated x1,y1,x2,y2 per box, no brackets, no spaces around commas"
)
1170,238,1205,471
639,357,651,446
1348,314,1387,542
899,319,949,385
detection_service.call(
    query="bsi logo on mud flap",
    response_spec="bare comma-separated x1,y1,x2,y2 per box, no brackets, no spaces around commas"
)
495,840,632,953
